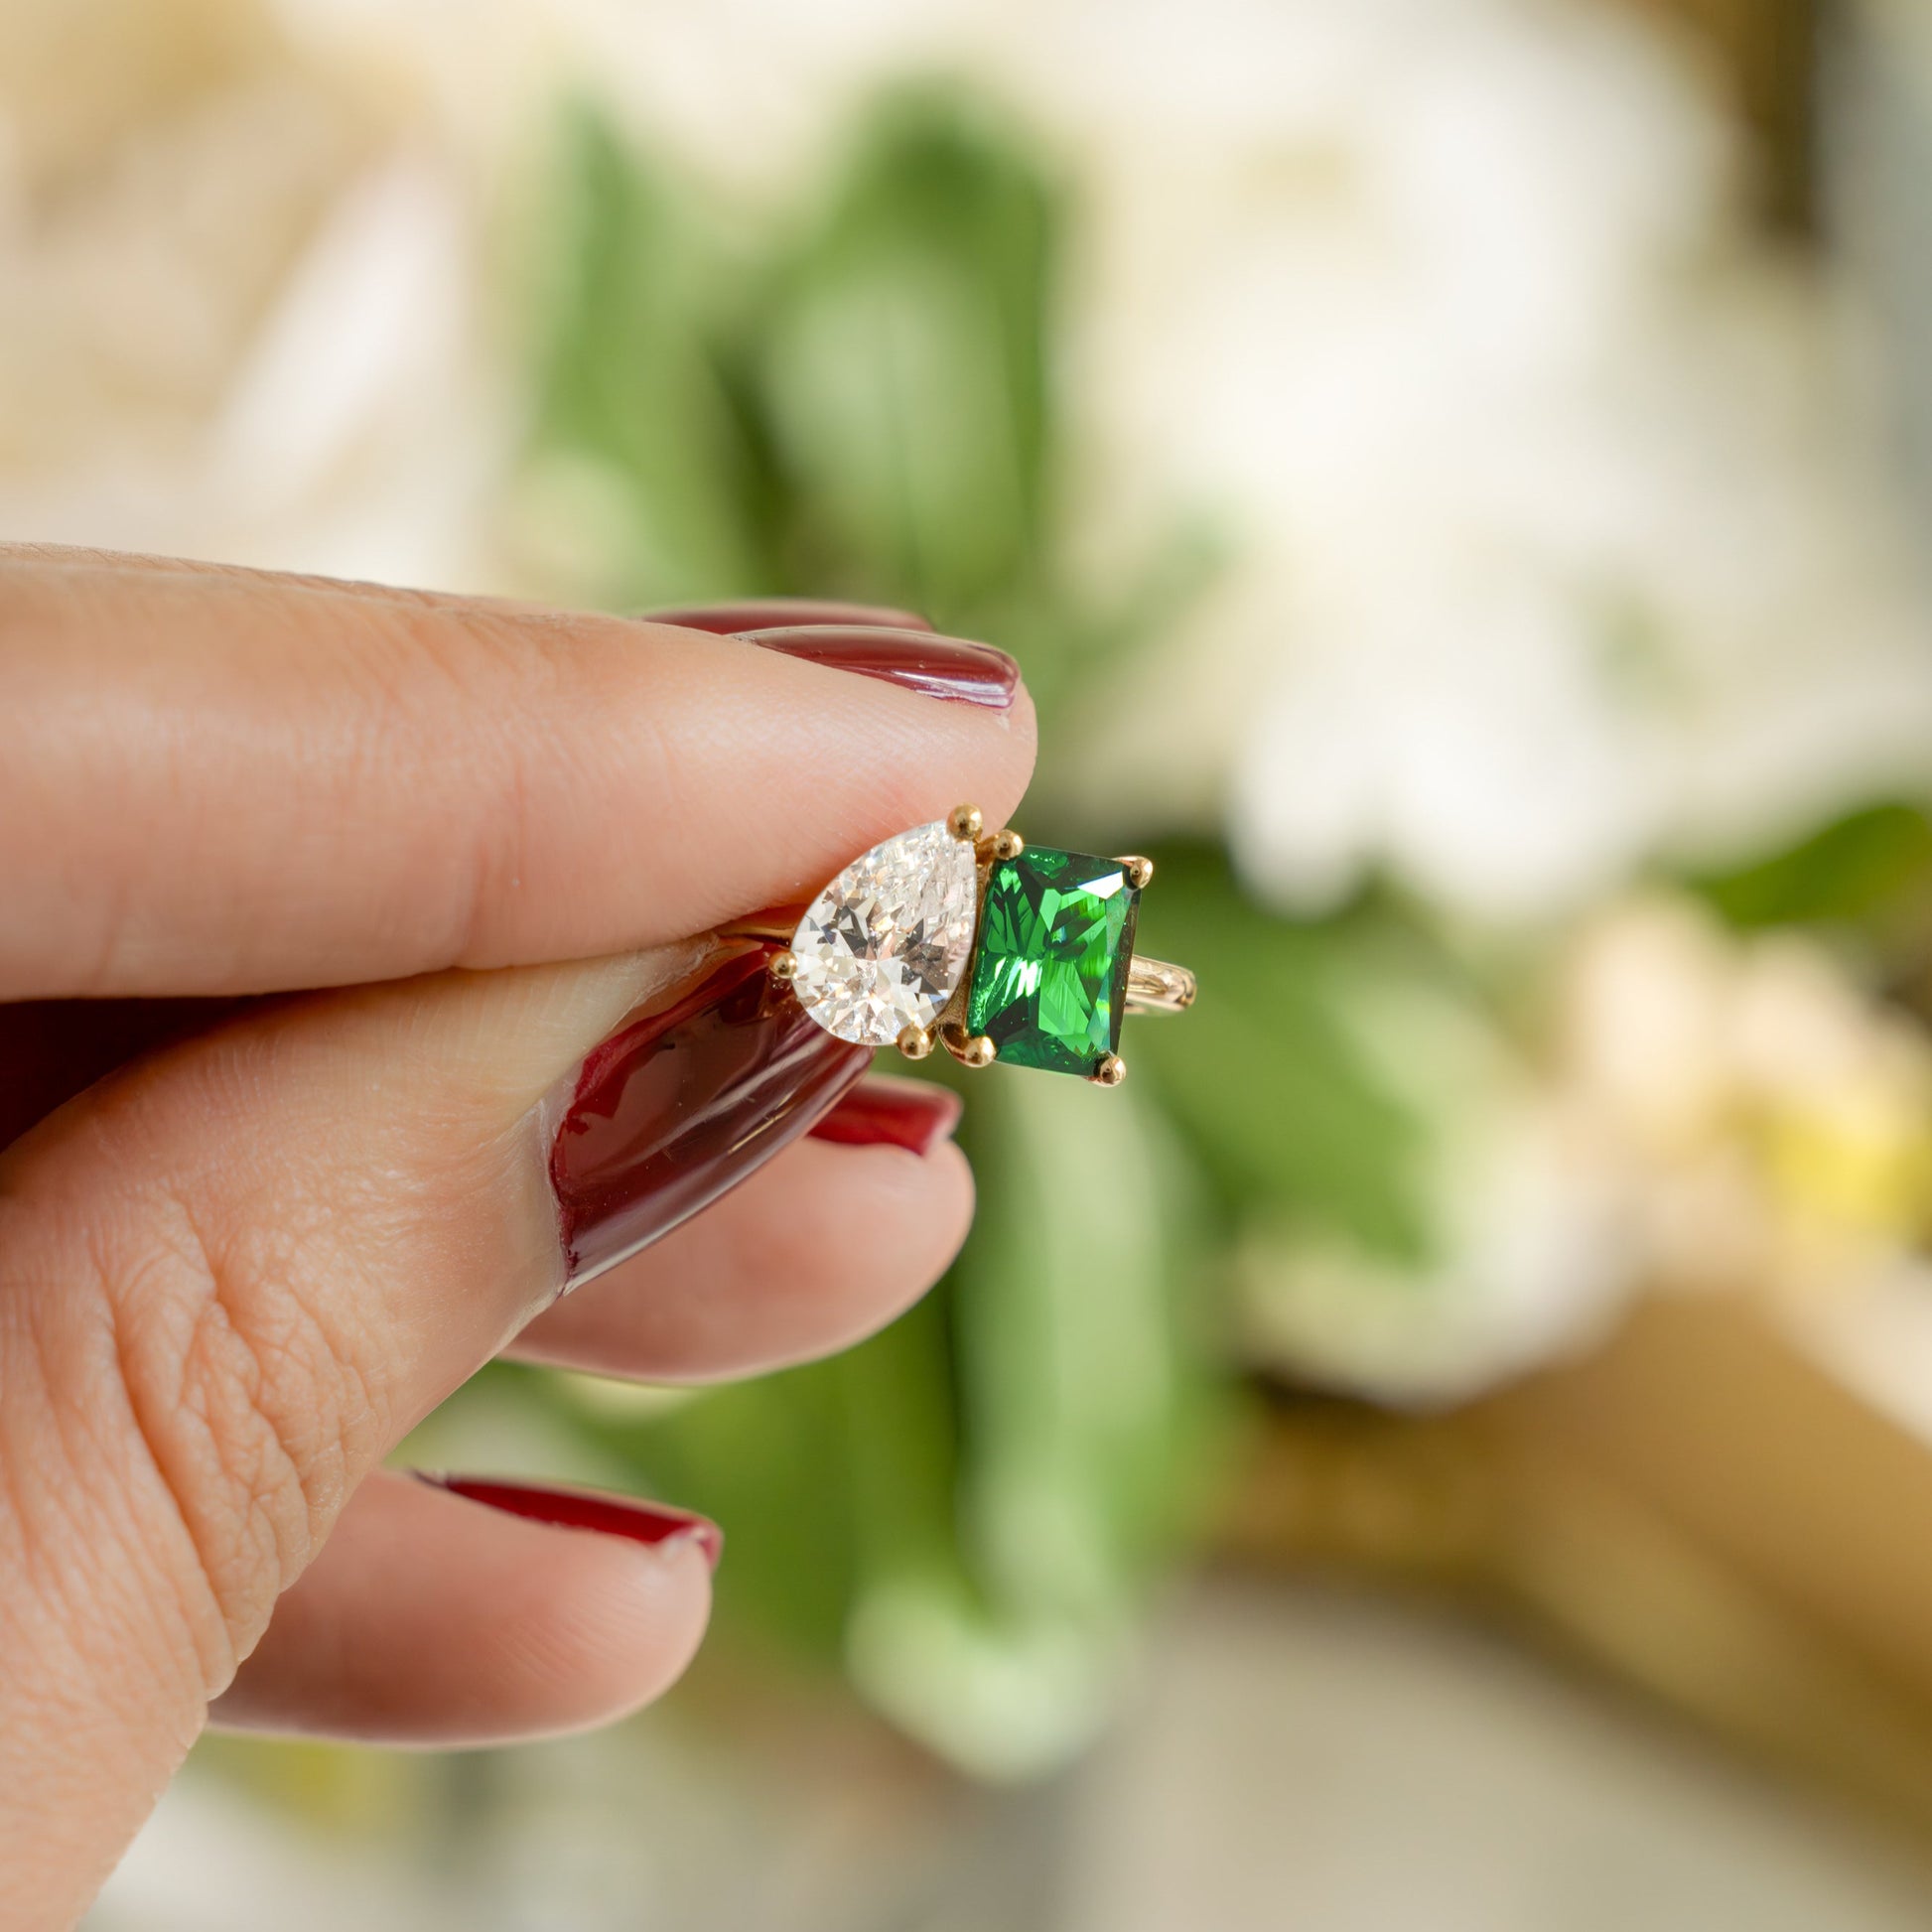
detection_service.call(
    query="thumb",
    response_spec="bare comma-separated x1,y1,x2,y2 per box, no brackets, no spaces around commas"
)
0,943,845,1924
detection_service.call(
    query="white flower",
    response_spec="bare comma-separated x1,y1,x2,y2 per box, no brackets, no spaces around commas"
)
1043,0,1932,920
13,0,1926,907
0,0,509,587
1558,897,1932,1303
1228,559,1670,921
1237,890,1932,1403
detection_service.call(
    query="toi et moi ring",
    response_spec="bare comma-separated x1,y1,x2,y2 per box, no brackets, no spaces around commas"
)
728,804,1195,1085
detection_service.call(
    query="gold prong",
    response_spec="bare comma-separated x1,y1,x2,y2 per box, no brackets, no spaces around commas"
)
978,828,1025,864
1120,856,1154,890
768,948,800,983
1090,1052,1127,1087
897,1024,933,1061
942,1026,997,1068
947,802,984,844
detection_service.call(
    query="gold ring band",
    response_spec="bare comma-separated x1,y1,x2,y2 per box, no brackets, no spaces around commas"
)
1124,956,1196,1016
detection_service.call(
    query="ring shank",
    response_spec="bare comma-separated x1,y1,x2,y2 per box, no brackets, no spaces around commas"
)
1124,955,1195,1015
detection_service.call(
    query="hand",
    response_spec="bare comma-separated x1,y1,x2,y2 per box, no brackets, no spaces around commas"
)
0,546,1034,1928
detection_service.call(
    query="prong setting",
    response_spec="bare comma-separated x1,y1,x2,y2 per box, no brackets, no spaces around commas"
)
781,813,1189,1080
942,1026,997,1068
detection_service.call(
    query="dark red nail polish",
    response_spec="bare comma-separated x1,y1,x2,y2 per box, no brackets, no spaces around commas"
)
418,1473,723,1569
738,625,1020,711
809,1075,962,1157
550,943,870,1286
642,598,933,635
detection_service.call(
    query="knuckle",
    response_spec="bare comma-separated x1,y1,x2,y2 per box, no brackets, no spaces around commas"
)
86,1178,390,1662
364,602,566,967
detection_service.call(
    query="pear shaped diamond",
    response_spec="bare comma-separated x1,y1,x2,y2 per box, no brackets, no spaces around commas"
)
789,820,981,1045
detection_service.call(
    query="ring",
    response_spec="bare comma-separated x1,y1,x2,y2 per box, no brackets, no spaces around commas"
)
733,804,1194,1086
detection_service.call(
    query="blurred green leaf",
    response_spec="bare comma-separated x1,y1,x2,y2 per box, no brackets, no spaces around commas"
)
518,86,1204,731
1691,801,1932,938
1130,845,1434,1264
503,85,1244,1774
839,1067,1222,1776
532,1059,1222,1777
757,91,1058,629
952,1068,1218,1598
527,103,767,605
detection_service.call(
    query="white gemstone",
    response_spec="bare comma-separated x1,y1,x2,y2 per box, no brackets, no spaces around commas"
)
789,820,980,1045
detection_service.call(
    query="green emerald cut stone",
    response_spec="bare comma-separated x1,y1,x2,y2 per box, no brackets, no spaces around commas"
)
965,845,1141,1075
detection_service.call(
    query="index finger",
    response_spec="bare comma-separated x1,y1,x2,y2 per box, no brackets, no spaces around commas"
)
0,548,1033,999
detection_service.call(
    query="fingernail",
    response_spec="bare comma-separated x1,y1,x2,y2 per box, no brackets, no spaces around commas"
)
739,624,1020,711
809,1075,962,1157
417,1473,723,1569
550,943,870,1288
641,598,933,635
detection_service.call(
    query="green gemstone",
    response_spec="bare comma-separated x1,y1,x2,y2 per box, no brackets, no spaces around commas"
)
965,846,1141,1075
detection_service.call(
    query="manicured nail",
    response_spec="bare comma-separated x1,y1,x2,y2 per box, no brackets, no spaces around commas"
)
642,598,933,635
417,1473,723,1569
738,624,1020,710
809,1075,962,1157
550,944,870,1288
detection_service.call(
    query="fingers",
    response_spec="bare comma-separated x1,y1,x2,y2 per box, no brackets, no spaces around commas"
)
0,960,981,1912
0,950,682,1921
0,545,1032,1000
209,1471,714,1746
210,1078,975,1752
513,1081,972,1383
0,550,1034,1916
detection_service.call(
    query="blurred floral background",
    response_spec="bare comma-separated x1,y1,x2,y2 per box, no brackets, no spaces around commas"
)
21,0,1932,1924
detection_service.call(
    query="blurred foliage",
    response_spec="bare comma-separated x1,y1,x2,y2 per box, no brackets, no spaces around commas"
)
321,45,1932,1806
531,110,768,598
495,89,1397,1774
498,83,1932,1777
756,89,1056,624
1692,801,1932,943
1131,844,1433,1263
523,89,1205,736
533,1067,1221,1775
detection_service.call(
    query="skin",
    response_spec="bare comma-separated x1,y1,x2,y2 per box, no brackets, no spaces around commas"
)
0,545,1036,1929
